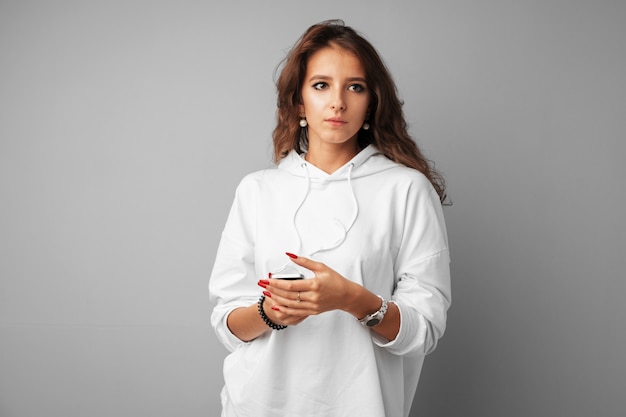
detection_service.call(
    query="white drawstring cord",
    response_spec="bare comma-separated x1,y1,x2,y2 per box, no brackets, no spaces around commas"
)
272,161,359,273
310,162,358,256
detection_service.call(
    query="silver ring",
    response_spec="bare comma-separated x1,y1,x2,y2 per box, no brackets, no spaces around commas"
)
297,292,301,303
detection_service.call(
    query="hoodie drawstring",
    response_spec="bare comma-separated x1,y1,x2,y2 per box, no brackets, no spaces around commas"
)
272,161,360,275
297,162,359,257
292,162,311,256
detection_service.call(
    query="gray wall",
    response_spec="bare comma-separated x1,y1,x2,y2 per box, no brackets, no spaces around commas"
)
1,1,624,416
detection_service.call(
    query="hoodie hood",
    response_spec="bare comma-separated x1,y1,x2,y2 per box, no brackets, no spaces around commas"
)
272,145,398,274
278,144,397,180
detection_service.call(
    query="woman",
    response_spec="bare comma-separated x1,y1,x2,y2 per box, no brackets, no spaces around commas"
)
209,20,451,417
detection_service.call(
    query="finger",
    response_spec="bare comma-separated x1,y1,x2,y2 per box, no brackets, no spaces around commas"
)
266,278,308,293
277,304,318,317
266,289,305,308
264,297,301,325
268,303,309,325
285,252,325,272
262,285,310,308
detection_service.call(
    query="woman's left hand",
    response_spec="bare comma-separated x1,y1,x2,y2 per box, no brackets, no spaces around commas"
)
258,253,356,316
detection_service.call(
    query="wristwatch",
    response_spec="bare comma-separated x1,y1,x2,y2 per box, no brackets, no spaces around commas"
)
358,295,388,327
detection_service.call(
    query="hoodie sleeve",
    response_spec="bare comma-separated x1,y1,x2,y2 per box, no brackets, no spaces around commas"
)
374,176,451,356
208,175,260,352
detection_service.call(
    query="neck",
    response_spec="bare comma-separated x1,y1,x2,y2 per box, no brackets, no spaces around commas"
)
305,142,361,174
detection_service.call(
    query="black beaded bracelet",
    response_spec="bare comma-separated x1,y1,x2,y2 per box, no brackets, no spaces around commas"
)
258,295,287,331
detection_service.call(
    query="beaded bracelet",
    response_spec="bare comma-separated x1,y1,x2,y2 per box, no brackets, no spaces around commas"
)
258,295,287,330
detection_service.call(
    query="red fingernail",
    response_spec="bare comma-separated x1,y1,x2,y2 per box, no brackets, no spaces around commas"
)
268,272,272,278
285,252,298,259
271,306,280,311
258,280,269,288
263,291,272,298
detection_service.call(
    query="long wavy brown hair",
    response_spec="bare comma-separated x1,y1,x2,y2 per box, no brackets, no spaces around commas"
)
273,20,448,203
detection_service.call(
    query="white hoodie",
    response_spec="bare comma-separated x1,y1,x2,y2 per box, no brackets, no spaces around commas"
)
209,145,451,417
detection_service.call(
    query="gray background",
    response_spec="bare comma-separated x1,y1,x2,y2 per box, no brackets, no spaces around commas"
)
1,1,624,416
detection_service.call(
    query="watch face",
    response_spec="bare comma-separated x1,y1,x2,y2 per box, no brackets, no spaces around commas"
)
366,318,381,326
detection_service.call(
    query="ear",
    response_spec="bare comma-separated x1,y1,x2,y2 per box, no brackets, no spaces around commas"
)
298,104,305,117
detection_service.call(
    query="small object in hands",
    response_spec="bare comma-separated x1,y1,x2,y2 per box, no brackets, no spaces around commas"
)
271,273,304,280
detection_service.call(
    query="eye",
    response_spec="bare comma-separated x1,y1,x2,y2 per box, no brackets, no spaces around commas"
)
348,84,366,93
313,82,328,90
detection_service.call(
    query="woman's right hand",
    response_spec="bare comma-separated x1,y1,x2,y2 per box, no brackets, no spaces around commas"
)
260,292,309,326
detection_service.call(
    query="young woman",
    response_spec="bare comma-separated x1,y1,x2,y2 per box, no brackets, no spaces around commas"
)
209,20,451,417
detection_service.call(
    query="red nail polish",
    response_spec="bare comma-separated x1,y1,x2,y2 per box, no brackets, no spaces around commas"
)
263,291,272,298
271,306,280,311
258,280,268,288
268,272,272,278
285,252,298,259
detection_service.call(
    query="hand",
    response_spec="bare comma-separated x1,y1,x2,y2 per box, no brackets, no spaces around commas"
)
258,253,356,318
260,291,309,327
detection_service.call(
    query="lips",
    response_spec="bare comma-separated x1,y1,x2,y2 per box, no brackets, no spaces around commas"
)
325,117,347,126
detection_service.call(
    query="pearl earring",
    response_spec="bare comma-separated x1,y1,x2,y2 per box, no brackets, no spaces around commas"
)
362,121,370,130
300,118,308,128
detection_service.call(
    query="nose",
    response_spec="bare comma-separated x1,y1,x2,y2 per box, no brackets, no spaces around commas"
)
330,90,346,111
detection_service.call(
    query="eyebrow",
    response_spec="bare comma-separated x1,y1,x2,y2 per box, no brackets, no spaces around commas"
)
308,75,367,83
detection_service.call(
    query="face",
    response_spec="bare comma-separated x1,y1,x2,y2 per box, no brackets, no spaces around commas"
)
300,44,370,152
